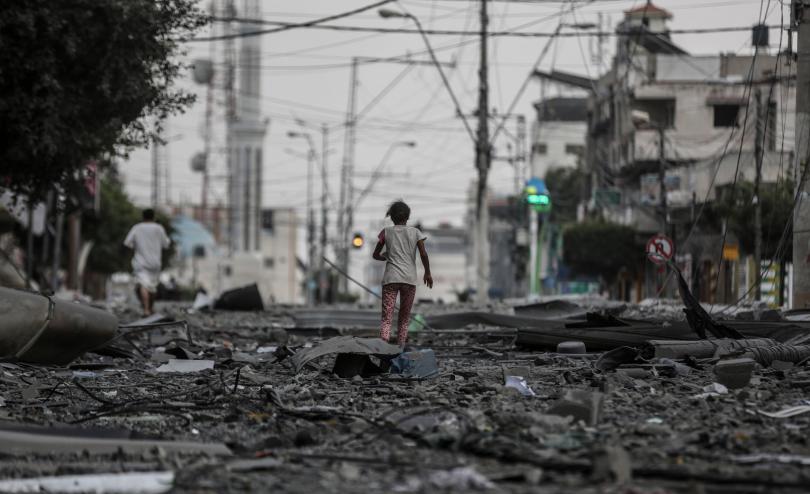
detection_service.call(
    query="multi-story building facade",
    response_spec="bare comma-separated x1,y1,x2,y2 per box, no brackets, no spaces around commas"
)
583,3,795,302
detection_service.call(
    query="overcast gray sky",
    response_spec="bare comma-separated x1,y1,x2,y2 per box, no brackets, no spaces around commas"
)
121,0,785,237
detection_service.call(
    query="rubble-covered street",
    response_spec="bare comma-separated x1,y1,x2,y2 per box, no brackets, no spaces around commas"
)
3,299,810,493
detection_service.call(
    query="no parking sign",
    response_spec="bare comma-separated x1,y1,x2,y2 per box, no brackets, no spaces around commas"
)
646,234,674,265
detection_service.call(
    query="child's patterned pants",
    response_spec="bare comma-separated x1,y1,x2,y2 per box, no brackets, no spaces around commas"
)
380,283,416,345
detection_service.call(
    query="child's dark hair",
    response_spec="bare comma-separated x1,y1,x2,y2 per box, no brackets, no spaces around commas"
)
386,200,410,224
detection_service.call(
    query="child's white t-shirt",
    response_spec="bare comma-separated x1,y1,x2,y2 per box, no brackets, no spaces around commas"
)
379,225,426,286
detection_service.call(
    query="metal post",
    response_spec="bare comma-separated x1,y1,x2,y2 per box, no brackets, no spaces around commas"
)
528,208,539,295
25,201,33,289
754,88,764,301
793,0,810,308
306,143,316,305
474,0,491,303
52,208,64,293
319,124,329,304
338,58,358,295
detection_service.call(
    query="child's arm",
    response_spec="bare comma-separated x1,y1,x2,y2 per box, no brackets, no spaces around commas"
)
372,241,387,261
417,239,432,288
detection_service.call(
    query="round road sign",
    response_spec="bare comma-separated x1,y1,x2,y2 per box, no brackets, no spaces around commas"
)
646,234,674,265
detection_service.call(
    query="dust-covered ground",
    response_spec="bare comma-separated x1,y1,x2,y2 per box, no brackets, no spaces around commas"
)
1,301,810,493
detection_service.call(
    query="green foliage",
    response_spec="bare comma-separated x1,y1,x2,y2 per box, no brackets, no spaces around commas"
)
544,167,587,224
82,174,141,274
82,169,175,275
704,180,794,259
0,0,206,199
563,220,640,283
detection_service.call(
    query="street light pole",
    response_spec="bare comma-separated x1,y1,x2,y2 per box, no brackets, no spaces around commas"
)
320,124,329,304
288,131,317,305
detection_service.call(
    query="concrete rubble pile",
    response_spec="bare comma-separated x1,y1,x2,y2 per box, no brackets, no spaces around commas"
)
1,294,810,492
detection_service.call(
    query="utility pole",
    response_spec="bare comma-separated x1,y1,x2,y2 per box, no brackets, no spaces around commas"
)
151,137,160,209
474,0,491,303
319,124,329,304
754,88,764,301
793,0,810,308
338,57,359,295
305,144,316,305
658,126,667,236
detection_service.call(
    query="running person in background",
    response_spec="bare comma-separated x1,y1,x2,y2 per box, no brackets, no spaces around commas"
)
124,209,171,316
372,200,433,345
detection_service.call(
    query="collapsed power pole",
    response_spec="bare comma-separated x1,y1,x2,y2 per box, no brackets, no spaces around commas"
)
474,0,491,303
793,0,810,308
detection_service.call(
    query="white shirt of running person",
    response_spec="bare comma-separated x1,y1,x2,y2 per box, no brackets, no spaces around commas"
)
124,221,171,275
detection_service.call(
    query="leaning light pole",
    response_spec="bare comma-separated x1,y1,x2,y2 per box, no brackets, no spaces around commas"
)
378,6,483,300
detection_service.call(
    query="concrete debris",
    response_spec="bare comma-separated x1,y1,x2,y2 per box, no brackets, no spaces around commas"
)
0,471,174,494
428,466,495,490
546,390,604,426
0,426,231,456
2,299,810,492
713,358,756,389
155,359,214,373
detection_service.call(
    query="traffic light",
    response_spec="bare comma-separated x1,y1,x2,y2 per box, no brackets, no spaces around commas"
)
525,178,551,212
351,232,364,249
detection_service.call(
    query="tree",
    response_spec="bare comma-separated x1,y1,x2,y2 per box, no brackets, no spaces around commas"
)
704,180,794,260
544,166,587,224
563,220,641,284
0,0,206,199
82,167,174,275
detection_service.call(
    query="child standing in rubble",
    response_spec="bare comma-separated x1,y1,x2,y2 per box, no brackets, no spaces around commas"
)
372,200,433,346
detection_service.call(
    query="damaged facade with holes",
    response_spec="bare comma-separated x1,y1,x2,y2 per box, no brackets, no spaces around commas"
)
542,4,797,304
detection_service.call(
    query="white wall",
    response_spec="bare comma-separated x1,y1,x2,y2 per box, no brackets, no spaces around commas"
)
530,121,587,178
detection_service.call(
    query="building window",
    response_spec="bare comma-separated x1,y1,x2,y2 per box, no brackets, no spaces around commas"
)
223,265,232,277
767,100,777,151
634,98,676,128
713,105,740,127
532,143,548,155
262,210,274,232
264,257,274,268
565,144,585,157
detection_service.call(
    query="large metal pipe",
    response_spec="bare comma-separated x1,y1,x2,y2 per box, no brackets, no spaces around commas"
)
0,287,117,365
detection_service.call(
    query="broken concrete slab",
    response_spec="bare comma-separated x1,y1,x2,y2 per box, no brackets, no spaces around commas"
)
155,359,214,373
546,390,604,426
0,286,117,365
713,358,756,389
291,336,401,373
0,428,231,456
0,471,174,494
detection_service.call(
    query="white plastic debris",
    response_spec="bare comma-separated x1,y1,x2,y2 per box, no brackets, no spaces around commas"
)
256,346,277,354
191,291,212,311
757,405,810,419
155,359,214,373
504,376,536,397
692,382,729,398
0,471,174,493
429,466,495,490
